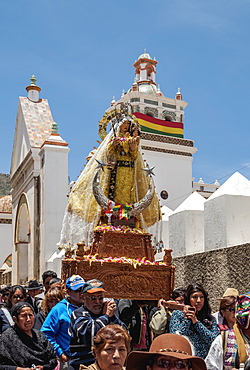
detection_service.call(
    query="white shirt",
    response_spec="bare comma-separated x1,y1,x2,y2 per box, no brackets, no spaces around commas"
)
213,311,224,325
205,334,223,370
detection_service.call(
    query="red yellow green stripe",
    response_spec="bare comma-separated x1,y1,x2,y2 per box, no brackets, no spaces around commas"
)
134,112,184,138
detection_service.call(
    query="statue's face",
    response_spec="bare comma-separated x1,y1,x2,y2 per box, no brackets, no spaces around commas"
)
120,121,130,133
132,129,139,137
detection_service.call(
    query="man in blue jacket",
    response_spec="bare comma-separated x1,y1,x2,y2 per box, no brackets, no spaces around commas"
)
41,275,85,369
68,279,126,370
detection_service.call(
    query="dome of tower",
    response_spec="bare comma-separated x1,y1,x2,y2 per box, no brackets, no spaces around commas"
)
138,52,152,60
138,83,157,94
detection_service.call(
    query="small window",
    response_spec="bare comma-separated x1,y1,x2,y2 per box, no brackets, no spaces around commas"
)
160,190,169,200
164,115,172,122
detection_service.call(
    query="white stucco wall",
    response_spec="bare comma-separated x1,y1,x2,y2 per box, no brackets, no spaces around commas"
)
39,144,69,270
11,150,40,283
142,149,193,210
184,211,204,255
10,103,30,177
160,205,173,249
169,212,186,257
205,194,250,251
169,210,204,257
0,221,12,266
161,219,169,248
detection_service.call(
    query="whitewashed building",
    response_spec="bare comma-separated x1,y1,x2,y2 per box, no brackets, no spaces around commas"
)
10,77,69,284
204,172,250,251
169,191,205,257
168,171,250,257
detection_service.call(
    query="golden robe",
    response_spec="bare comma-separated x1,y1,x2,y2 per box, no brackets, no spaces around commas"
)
60,130,161,249
106,134,138,204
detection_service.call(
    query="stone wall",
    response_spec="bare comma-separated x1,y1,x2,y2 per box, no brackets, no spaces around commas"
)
173,243,250,311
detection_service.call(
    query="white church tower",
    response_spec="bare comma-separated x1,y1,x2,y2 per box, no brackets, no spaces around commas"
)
105,51,197,210
10,76,69,284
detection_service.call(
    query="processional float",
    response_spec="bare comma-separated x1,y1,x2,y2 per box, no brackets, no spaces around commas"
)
60,102,175,301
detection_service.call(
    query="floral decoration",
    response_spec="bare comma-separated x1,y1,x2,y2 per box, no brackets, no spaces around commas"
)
79,254,167,268
94,225,145,234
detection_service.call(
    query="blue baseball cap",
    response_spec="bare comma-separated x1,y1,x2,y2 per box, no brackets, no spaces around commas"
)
66,275,85,291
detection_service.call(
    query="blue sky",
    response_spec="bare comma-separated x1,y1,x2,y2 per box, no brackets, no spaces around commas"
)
1,0,250,186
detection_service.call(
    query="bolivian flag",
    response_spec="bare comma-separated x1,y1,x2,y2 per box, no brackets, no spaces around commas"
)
134,112,184,138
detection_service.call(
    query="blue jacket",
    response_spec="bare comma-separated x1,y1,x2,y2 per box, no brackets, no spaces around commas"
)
69,305,126,367
0,308,13,334
41,298,79,357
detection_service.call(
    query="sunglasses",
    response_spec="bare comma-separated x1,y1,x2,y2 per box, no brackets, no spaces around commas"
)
86,296,104,301
226,307,235,312
2,293,10,297
154,359,188,369
12,295,25,299
221,307,235,312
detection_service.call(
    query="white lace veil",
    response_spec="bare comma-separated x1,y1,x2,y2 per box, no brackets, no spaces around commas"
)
58,117,161,252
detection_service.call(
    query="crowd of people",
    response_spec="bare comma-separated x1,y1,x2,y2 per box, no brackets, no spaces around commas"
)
1,270,250,370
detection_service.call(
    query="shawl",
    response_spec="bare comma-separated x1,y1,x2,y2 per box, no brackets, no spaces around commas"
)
223,322,250,369
0,325,57,370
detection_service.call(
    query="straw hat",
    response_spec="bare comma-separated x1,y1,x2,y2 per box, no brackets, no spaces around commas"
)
223,288,239,297
126,333,206,370
217,288,239,300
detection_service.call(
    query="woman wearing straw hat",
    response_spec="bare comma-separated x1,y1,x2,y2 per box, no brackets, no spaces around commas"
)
126,333,207,370
206,294,250,370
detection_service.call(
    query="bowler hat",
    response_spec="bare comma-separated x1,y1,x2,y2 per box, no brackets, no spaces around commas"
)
25,280,43,291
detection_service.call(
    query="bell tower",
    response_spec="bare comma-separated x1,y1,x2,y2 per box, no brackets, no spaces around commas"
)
133,50,158,92
103,52,197,211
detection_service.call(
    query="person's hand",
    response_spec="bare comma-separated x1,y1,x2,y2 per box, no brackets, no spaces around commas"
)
113,137,120,147
103,300,117,317
130,137,137,151
34,366,43,370
183,305,198,324
58,353,70,363
157,299,170,310
157,299,165,308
